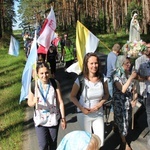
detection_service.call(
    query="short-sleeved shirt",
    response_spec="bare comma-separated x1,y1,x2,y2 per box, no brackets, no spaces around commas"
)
75,78,104,116
33,79,60,127
138,61,150,77
135,55,150,97
106,52,117,78
47,49,57,62
139,60,150,94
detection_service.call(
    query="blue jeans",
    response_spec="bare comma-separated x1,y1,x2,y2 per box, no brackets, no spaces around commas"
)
146,93,150,131
35,123,59,150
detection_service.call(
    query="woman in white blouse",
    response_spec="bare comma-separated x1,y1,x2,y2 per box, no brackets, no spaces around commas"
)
70,53,109,149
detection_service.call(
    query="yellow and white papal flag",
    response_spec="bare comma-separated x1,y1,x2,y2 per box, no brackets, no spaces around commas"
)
66,20,99,74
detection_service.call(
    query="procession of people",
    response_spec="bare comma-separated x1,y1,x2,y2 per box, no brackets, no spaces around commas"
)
21,10,150,150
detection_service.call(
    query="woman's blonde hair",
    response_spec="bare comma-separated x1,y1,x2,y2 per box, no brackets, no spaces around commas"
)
86,134,101,150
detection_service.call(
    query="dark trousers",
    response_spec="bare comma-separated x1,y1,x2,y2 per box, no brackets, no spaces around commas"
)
48,60,56,74
146,93,150,131
35,124,59,150
65,60,74,68
134,95,146,128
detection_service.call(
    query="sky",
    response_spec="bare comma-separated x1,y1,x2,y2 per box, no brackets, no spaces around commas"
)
13,1,22,30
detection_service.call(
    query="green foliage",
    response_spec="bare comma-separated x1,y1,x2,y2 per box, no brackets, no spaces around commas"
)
0,33,26,150
0,34,11,49
18,0,50,29
97,10,106,34
16,0,150,36
96,33,150,55
0,0,15,35
96,32,129,54
82,16,93,31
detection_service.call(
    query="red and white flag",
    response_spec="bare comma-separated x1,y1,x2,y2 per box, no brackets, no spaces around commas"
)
37,6,56,51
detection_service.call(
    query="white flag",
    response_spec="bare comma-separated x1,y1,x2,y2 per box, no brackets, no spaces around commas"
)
37,6,56,51
8,35,19,56
19,31,38,103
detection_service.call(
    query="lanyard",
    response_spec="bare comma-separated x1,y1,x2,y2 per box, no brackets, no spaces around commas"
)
38,81,50,103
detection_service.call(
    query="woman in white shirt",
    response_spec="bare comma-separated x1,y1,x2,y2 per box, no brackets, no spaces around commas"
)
70,53,109,148
28,62,66,150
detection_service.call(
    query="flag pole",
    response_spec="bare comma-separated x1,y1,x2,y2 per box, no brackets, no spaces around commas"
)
100,40,111,51
34,25,38,109
19,30,38,103
33,62,38,109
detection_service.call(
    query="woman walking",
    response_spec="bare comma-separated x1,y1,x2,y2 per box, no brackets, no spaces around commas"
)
113,55,137,150
28,62,66,150
70,53,109,149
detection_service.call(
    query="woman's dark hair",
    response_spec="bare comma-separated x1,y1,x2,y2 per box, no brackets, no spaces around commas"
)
36,62,50,73
82,53,102,80
37,54,46,62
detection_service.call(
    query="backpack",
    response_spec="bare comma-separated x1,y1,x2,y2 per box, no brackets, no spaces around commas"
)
31,78,57,94
103,55,108,76
76,74,84,100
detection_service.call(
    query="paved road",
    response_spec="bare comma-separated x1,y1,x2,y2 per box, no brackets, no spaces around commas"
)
22,56,150,150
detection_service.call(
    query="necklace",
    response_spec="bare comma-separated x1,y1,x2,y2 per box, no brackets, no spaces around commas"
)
38,81,50,103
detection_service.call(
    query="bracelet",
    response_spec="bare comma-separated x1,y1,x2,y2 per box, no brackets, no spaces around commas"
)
61,118,66,122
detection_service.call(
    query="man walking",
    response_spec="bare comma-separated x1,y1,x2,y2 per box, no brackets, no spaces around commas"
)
135,43,150,141
106,43,121,102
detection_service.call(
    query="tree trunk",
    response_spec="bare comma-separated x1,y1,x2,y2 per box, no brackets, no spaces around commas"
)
144,0,150,34
142,0,147,34
0,0,3,38
73,0,78,23
105,0,109,33
0,15,2,38
62,0,67,30
112,0,117,34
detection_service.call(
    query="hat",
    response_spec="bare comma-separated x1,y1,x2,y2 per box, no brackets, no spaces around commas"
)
112,44,121,52
57,131,91,150
116,55,126,69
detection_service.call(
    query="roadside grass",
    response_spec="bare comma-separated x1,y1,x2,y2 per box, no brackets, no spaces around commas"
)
97,32,150,54
0,32,27,150
97,32,128,54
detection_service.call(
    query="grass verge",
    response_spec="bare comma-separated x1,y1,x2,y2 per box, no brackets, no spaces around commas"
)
0,33,27,150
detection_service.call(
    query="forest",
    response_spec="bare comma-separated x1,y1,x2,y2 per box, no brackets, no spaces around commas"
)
0,0,150,39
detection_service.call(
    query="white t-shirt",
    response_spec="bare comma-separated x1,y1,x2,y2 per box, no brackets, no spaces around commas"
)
75,78,104,115
135,55,149,97
33,79,60,127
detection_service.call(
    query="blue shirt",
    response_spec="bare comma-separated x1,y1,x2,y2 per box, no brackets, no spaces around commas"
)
106,51,117,78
